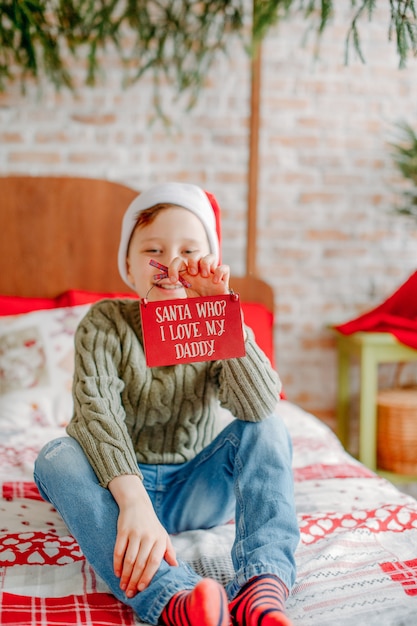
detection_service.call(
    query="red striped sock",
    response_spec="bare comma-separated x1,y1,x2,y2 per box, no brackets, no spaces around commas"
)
229,574,292,626
160,578,229,626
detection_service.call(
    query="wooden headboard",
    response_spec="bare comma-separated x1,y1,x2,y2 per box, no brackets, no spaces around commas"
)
0,176,274,310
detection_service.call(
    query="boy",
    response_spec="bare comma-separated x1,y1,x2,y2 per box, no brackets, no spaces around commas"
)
34,182,299,626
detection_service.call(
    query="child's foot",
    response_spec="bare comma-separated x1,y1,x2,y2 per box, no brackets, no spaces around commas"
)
229,574,292,626
160,578,229,626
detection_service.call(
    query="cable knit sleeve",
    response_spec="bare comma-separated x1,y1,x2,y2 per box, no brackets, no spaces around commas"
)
212,325,282,422
67,301,143,488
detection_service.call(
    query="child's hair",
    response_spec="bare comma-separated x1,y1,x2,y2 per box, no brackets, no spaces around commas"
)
133,203,177,230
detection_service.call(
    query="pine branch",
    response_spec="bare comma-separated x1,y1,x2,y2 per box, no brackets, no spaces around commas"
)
1,0,417,105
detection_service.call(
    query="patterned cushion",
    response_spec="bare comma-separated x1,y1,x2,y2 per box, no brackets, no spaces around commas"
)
0,305,90,451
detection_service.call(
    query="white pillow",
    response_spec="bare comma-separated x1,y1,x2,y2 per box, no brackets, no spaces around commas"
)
0,304,90,443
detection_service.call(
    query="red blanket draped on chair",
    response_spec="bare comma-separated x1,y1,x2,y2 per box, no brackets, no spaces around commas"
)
334,270,417,350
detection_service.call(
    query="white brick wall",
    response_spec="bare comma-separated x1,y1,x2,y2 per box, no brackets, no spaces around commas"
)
1,4,416,426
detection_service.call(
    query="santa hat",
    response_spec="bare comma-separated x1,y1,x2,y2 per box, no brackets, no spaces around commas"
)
118,182,222,288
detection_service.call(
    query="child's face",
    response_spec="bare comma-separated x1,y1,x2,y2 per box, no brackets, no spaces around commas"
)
126,206,211,301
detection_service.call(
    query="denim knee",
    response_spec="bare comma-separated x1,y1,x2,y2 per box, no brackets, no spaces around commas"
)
35,436,76,472
34,436,89,499
227,413,292,455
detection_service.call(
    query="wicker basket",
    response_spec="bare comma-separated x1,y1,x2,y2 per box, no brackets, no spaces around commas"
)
377,388,417,475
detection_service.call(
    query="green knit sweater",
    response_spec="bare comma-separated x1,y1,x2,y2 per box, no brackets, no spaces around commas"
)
67,299,281,487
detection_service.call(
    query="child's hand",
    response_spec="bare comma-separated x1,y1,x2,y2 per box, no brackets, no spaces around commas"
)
168,254,230,298
109,475,178,597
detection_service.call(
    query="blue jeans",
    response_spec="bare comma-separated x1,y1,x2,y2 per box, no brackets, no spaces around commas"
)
34,414,299,625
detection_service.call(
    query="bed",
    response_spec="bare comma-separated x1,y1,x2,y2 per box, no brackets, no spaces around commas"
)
1,175,417,626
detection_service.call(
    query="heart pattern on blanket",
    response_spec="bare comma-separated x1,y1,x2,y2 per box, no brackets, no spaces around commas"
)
0,549,16,563
0,531,84,566
299,504,417,544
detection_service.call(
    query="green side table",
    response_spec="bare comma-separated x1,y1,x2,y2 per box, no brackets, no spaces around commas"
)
334,330,417,480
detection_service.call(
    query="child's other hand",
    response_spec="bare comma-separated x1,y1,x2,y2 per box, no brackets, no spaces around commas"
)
109,475,178,597
169,254,230,297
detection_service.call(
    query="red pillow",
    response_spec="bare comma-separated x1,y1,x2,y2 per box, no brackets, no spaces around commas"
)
241,302,285,399
0,291,136,316
55,289,138,307
241,302,274,365
0,295,56,316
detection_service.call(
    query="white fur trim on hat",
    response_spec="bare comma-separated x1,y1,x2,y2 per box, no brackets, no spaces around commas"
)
118,182,220,289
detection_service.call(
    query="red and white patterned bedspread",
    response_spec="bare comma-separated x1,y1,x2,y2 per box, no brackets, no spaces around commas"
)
2,402,417,625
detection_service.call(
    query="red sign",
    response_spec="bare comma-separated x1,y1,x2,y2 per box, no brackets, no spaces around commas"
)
140,294,246,367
